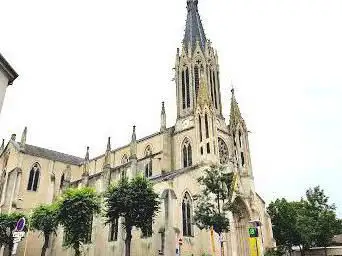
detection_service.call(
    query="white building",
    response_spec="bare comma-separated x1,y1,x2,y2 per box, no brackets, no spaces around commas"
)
0,53,18,115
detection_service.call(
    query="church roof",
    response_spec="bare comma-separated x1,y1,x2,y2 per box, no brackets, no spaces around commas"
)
20,143,83,165
183,0,207,52
0,53,18,85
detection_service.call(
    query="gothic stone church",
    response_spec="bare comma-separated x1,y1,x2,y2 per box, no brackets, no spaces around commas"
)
0,0,275,255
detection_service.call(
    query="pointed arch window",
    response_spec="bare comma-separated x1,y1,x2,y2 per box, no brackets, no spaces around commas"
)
144,146,153,178
205,114,209,139
213,70,217,109
27,163,40,191
182,192,193,236
209,69,214,102
60,173,65,190
217,71,221,108
182,139,192,168
185,68,190,108
198,115,202,142
239,131,242,148
121,154,128,164
194,65,199,95
182,71,186,109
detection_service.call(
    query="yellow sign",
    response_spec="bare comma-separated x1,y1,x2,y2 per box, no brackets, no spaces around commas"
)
249,237,260,256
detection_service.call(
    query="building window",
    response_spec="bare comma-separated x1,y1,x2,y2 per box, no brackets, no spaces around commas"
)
142,219,153,238
186,68,190,108
182,139,192,168
209,69,214,101
200,146,203,155
108,219,118,241
205,114,209,138
239,131,242,148
199,115,202,142
27,163,40,191
241,152,245,167
218,137,229,164
182,192,193,237
60,173,65,190
144,146,153,177
213,70,217,109
217,71,221,107
194,65,199,95
121,154,128,164
182,71,186,109
206,143,210,154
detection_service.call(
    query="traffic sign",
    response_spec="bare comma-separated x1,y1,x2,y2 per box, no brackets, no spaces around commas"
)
14,217,25,232
248,227,258,238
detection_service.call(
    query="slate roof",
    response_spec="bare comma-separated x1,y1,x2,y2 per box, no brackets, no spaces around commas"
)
0,53,18,85
20,143,83,165
183,0,207,52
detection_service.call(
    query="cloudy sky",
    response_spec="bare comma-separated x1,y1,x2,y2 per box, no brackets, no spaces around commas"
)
1,0,341,216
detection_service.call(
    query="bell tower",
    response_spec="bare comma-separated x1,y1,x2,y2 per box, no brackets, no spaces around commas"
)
175,0,223,122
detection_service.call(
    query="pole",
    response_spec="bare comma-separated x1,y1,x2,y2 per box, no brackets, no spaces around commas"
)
23,213,31,256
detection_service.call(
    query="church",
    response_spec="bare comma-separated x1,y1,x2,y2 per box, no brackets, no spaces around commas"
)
0,0,275,255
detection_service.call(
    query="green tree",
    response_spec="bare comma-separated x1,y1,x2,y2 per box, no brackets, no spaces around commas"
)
31,203,59,256
303,186,342,256
267,199,306,255
194,165,235,255
57,187,101,256
268,186,342,256
104,175,160,256
0,212,26,256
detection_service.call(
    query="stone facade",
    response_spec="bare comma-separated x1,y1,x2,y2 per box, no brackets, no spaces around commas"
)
0,1,275,255
0,53,18,115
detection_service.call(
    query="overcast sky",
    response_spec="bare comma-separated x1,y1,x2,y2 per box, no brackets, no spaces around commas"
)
1,0,341,216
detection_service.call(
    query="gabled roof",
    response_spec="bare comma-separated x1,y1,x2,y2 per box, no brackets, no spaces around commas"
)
183,0,207,52
20,143,83,165
0,53,18,85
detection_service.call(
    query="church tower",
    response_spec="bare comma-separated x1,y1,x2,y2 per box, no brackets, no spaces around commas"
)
175,0,223,120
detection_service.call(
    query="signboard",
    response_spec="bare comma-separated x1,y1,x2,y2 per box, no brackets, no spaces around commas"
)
12,217,26,255
249,237,259,256
248,227,258,238
14,217,25,232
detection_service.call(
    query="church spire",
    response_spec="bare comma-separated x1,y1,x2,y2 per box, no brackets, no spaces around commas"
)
83,146,90,176
20,126,27,149
229,88,244,131
183,0,207,52
104,137,111,167
130,125,137,159
161,101,166,132
196,70,212,109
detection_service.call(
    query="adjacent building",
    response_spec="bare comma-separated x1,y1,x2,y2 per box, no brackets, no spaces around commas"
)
0,0,275,255
0,53,18,115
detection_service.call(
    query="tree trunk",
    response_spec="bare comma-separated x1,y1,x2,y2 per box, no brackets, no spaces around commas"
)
324,247,328,256
7,249,11,256
125,226,132,256
74,243,81,256
8,244,13,256
41,233,50,256
299,246,305,256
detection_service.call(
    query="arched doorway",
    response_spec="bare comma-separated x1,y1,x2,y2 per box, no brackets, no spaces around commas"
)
233,197,251,256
